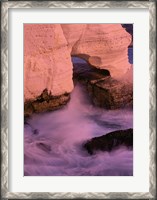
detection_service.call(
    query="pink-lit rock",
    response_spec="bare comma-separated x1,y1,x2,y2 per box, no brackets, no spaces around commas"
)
62,24,132,79
24,24,132,112
24,24,73,101
61,24,86,52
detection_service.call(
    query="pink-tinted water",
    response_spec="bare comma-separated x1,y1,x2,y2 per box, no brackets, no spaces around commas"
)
24,84,133,176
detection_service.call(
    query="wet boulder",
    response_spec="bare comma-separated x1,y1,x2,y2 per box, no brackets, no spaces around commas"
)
83,128,133,155
24,90,70,117
73,62,133,109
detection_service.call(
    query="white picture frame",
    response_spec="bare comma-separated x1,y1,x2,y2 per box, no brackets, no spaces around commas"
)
1,1,156,199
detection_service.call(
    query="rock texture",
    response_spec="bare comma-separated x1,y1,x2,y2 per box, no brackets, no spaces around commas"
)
24,24,73,101
24,89,70,117
73,62,133,109
62,24,132,79
83,128,133,155
87,77,133,109
24,24,132,115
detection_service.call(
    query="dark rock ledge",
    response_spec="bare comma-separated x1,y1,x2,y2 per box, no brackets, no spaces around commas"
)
83,128,133,155
73,62,133,109
24,89,70,117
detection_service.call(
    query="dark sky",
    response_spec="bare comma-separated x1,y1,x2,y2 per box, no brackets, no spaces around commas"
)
121,24,133,36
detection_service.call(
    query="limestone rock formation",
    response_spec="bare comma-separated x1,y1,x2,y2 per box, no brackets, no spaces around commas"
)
62,24,132,79
24,24,73,101
24,24,132,115
83,128,133,155
61,24,86,52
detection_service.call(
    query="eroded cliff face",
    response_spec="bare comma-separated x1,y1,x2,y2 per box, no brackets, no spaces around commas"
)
62,24,132,79
24,24,73,101
24,24,132,115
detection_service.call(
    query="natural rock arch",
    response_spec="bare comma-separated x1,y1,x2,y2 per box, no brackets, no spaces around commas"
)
71,55,110,80
62,24,132,79
24,24,132,115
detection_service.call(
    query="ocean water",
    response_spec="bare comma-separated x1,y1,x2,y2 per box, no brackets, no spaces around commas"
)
24,47,133,176
24,85,133,176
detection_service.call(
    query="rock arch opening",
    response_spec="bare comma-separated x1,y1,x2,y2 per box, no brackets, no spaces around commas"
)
70,56,132,110
24,24,133,116
71,56,110,85
71,56,113,109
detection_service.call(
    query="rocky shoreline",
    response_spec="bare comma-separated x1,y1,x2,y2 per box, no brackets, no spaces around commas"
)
24,61,133,116
24,24,132,107
73,62,133,109
24,89,70,117
83,128,133,155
